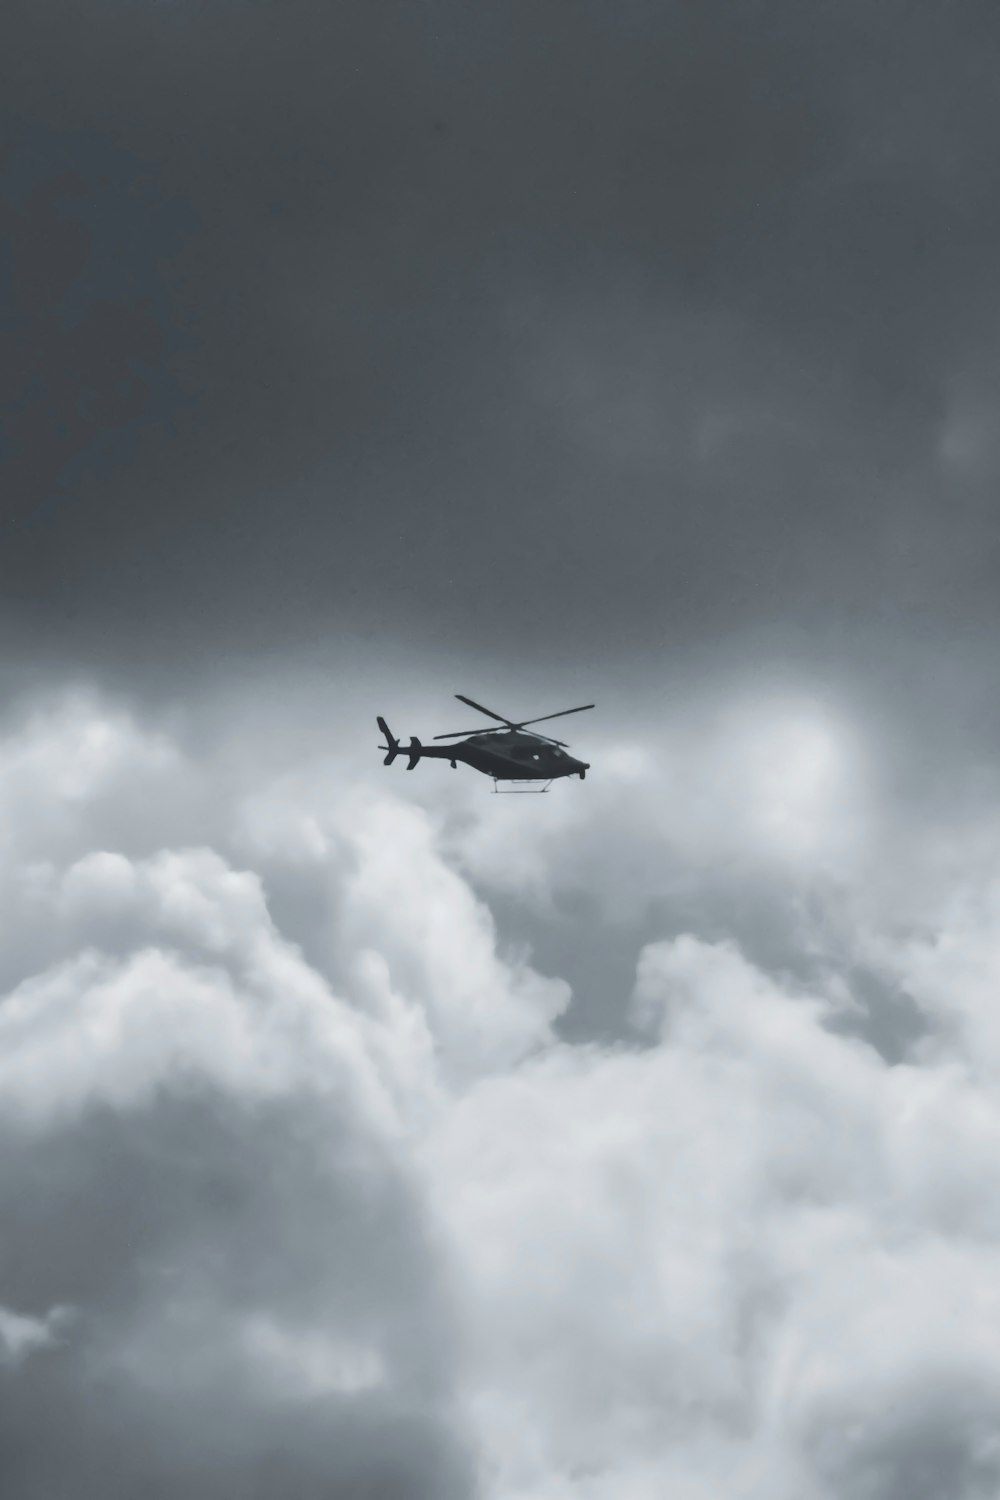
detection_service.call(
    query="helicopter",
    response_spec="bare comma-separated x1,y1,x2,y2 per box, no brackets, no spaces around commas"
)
377,694,593,792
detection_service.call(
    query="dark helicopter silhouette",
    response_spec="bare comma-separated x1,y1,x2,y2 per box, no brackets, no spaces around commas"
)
377,694,592,792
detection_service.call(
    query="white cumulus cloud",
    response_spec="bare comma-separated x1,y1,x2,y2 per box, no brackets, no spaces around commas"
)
1,686,1000,1499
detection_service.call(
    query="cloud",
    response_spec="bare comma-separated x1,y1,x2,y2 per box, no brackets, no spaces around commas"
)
3,686,1000,1497
429,936,1000,1497
0,694,486,1497
6,1,1000,674
442,687,870,902
0,1304,71,1368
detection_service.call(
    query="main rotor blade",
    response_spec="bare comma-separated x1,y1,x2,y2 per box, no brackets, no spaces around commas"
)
432,727,502,740
454,694,514,726
514,703,595,729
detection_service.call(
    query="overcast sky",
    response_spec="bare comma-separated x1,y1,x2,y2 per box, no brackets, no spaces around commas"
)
5,0,1000,682
6,4,1000,1497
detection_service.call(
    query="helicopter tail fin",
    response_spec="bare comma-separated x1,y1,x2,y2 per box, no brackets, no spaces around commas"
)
406,737,422,770
377,716,400,765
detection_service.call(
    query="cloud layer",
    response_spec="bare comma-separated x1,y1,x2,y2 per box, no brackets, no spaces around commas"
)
7,1,1000,679
2,687,1000,1498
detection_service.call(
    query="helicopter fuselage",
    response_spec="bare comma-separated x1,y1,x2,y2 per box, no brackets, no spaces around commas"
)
448,730,587,781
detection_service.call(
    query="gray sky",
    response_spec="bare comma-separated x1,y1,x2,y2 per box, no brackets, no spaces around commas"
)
7,5,1000,1498
5,0,1000,686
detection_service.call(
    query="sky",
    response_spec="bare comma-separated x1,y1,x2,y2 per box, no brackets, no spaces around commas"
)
5,3,1000,1496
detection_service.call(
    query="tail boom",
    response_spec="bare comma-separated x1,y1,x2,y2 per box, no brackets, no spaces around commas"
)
377,718,457,771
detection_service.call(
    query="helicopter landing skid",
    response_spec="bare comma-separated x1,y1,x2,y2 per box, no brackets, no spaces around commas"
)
492,779,552,794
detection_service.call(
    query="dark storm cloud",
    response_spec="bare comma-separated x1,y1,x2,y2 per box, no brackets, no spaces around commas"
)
5,0,1000,669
